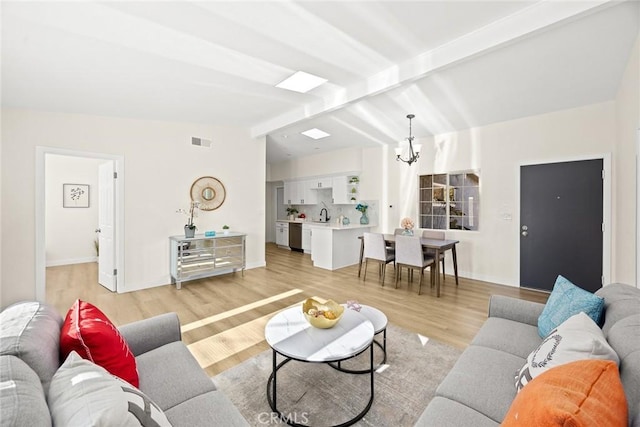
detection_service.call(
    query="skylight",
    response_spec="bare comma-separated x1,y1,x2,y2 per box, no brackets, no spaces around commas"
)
276,71,327,93
301,128,330,139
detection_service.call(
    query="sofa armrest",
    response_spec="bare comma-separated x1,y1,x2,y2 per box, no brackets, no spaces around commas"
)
488,295,545,327
118,313,182,356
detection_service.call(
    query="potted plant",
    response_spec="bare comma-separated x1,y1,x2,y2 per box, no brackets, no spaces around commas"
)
355,203,369,224
222,225,230,235
180,201,199,238
286,207,299,220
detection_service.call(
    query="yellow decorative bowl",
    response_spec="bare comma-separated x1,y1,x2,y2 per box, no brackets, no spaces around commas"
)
302,298,345,329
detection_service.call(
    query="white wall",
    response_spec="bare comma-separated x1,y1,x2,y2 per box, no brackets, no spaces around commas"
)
1,109,266,307
614,33,639,286
45,155,101,266
270,102,622,287
407,102,617,286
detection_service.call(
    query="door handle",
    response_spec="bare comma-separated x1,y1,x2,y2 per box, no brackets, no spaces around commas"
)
521,225,528,237
522,231,528,237
95,228,101,233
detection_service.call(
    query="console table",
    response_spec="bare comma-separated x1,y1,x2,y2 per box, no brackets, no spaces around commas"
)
169,232,246,289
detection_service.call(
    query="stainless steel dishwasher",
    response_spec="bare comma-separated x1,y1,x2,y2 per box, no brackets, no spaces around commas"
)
288,222,303,252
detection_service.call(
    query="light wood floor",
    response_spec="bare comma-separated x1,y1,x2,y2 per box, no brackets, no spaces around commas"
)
46,243,548,376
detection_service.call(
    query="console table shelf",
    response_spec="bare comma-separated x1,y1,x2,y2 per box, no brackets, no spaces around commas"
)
169,232,246,289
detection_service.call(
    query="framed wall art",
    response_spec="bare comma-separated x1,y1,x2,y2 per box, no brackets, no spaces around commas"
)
63,183,89,208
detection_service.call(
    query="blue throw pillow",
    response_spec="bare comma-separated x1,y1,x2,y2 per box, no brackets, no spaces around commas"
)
537,275,604,338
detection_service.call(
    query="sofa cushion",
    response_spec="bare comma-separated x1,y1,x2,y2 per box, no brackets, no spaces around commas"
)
0,301,63,394
0,355,51,427
135,341,216,411
471,317,541,359
49,352,171,427
164,390,250,427
414,396,498,427
538,275,604,338
60,299,139,387
608,314,640,425
503,360,627,427
435,345,524,423
595,283,640,336
516,312,619,392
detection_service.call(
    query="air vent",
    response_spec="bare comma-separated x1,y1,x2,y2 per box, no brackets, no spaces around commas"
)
191,137,212,148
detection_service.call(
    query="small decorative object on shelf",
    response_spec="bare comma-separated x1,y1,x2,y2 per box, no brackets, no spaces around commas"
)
355,203,369,225
401,217,415,235
222,225,230,235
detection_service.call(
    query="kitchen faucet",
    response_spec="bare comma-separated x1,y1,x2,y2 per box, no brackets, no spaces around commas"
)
320,208,330,222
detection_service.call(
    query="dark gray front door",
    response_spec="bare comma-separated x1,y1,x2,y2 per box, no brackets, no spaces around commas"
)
520,159,603,293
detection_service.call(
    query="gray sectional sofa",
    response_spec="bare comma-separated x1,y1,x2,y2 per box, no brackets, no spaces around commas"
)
416,282,640,426
0,301,249,426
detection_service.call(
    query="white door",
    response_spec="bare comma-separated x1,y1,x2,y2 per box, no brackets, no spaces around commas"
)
98,161,116,291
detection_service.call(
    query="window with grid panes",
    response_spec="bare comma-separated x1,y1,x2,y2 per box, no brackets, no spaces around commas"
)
419,171,479,231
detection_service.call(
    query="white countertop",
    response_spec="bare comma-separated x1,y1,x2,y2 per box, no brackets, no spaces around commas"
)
276,219,375,230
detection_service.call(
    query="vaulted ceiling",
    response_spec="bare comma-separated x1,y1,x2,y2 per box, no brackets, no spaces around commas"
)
2,1,638,163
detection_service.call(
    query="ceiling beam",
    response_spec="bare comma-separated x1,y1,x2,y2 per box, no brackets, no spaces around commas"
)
250,0,614,138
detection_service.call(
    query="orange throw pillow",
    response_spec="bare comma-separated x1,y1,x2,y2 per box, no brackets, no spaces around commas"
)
60,299,138,387
502,359,627,427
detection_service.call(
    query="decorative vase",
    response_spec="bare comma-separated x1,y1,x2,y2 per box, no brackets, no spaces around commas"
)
184,225,196,238
360,213,369,225
401,228,414,236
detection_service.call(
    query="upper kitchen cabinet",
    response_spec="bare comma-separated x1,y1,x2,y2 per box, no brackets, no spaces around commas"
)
308,177,333,189
284,180,317,205
332,175,359,204
303,180,319,205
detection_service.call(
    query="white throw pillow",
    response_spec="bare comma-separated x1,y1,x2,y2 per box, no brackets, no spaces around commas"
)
49,352,172,427
515,311,619,392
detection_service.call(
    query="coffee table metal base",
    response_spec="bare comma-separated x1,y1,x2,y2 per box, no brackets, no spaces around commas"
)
266,344,375,427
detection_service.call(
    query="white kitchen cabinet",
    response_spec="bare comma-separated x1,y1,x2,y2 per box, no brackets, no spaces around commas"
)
284,182,296,205
284,180,317,205
302,224,312,253
308,177,333,189
275,222,289,247
332,175,359,204
303,180,318,205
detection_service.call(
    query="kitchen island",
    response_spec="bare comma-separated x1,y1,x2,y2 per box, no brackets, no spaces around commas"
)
307,222,374,270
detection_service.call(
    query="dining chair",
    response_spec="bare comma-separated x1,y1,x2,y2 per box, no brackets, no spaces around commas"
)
362,232,395,286
422,229,446,281
394,235,436,295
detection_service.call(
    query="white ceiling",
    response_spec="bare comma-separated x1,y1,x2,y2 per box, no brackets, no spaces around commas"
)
2,1,638,164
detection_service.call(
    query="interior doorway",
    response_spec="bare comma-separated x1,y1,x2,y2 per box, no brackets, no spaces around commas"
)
35,147,125,300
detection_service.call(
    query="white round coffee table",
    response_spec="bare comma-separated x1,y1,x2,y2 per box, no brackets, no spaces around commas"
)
264,306,375,427
332,304,388,373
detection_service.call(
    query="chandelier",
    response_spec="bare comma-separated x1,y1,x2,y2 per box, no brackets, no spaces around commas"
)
395,114,421,166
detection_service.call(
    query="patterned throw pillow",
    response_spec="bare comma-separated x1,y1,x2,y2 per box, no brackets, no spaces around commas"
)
60,299,139,387
537,275,604,338
49,352,171,427
516,312,618,392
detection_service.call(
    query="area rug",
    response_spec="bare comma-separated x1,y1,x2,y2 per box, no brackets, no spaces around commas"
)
212,323,462,426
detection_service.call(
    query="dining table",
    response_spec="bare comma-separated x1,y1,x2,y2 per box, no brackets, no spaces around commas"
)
357,234,459,298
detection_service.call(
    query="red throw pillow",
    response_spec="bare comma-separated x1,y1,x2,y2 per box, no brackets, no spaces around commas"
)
60,299,138,387
502,359,627,427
